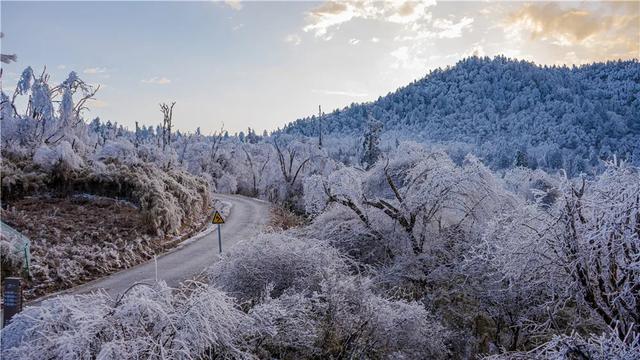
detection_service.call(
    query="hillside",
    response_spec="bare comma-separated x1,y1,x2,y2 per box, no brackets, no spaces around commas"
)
284,56,640,173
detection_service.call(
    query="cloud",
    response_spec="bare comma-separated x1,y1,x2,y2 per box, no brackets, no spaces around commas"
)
504,2,639,59
83,67,107,74
508,3,603,43
141,77,171,85
57,64,66,70
284,34,302,45
232,24,244,31
348,38,360,45
303,1,356,38
391,46,410,62
393,15,474,41
432,16,474,39
371,37,380,43
312,89,369,97
303,1,435,39
386,0,434,24
390,46,423,69
223,0,242,11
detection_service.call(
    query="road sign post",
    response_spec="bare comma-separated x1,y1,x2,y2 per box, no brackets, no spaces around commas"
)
212,211,225,253
2,277,23,328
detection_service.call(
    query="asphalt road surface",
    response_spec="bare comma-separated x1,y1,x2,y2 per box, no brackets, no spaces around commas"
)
31,194,270,302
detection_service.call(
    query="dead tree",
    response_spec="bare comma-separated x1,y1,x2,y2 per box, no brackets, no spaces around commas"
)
159,102,175,151
242,145,271,196
72,85,100,123
273,139,310,187
323,158,476,256
551,180,640,341
134,121,140,148
208,124,225,171
179,134,193,165
322,160,421,254
318,105,324,148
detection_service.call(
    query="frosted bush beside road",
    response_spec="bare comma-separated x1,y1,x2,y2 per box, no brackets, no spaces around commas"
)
1,282,251,360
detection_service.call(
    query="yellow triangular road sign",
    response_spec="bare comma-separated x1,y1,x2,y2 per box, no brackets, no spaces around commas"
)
212,211,225,224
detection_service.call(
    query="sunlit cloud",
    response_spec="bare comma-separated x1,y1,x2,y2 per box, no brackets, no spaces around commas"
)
509,4,604,43
390,45,428,70
141,76,171,85
348,38,360,45
386,0,434,24
303,1,436,39
504,2,639,61
223,0,242,11
303,1,358,38
432,16,474,39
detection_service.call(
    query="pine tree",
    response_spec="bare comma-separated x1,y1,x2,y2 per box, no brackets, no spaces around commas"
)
515,150,528,168
361,115,383,169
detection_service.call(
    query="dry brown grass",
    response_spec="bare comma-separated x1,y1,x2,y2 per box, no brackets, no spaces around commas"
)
0,154,215,299
1,194,210,300
268,206,307,231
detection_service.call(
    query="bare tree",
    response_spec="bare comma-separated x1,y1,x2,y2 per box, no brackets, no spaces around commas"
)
273,139,310,187
134,121,140,148
242,145,271,196
318,105,324,148
159,102,175,151
321,160,422,253
272,139,314,207
71,85,100,123
552,176,640,340
208,124,225,171
322,153,491,256
179,134,193,165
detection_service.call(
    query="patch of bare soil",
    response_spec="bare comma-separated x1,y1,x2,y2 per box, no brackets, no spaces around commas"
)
1,194,210,300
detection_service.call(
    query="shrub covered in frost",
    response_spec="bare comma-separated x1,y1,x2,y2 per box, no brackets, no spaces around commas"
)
1,282,252,359
208,231,449,358
32,141,84,172
484,331,640,360
0,225,29,278
96,139,139,165
3,155,210,236
247,274,449,359
209,232,349,304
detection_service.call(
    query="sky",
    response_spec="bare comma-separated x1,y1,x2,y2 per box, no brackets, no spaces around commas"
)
1,1,638,134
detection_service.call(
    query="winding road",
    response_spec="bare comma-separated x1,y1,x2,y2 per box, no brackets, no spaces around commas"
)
31,194,270,302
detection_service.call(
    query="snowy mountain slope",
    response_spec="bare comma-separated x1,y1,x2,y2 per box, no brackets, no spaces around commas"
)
284,56,640,173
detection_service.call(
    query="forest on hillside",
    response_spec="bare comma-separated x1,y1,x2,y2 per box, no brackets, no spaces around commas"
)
1,62,639,359
285,57,640,176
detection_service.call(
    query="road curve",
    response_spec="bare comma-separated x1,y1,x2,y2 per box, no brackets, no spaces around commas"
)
32,194,270,302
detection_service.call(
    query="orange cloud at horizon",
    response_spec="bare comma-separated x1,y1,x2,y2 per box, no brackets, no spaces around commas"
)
505,2,639,63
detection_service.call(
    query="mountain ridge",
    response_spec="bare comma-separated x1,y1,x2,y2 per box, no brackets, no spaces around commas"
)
283,56,640,173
